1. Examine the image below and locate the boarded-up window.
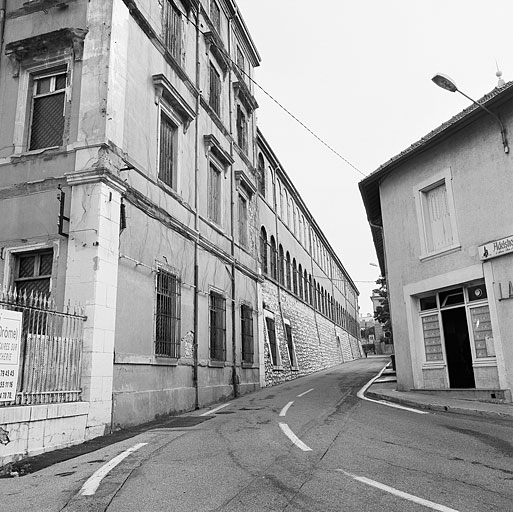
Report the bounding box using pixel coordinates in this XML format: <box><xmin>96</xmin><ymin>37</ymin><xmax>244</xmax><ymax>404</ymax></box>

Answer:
<box><xmin>156</xmin><ymin>270</ymin><xmax>181</xmax><ymax>358</ymax></box>
<box><xmin>30</xmin><ymin>69</ymin><xmax>67</xmax><ymax>150</ymax></box>
<box><xmin>159</xmin><ymin>112</ymin><xmax>176</xmax><ymax>187</ymax></box>
<box><xmin>209</xmin><ymin>291</ymin><xmax>226</xmax><ymax>361</ymax></box>
<box><xmin>209</xmin><ymin>63</ymin><xmax>221</xmax><ymax>116</ymax></box>
<box><xmin>208</xmin><ymin>163</ymin><xmax>221</xmax><ymax>224</ymax></box>
<box><xmin>422</xmin><ymin>181</ymin><xmax>453</xmax><ymax>253</ymax></box>
<box><xmin>241</xmin><ymin>304</ymin><xmax>253</xmax><ymax>363</ymax></box>
<box><xmin>163</xmin><ymin>0</ymin><xmax>182</xmax><ymax>61</ymax></box>
<box><xmin>422</xmin><ymin>314</ymin><xmax>443</xmax><ymax>361</ymax></box>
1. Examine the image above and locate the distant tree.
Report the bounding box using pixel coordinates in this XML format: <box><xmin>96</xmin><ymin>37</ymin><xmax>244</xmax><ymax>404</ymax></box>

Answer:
<box><xmin>373</xmin><ymin>276</ymin><xmax>393</xmax><ymax>343</ymax></box>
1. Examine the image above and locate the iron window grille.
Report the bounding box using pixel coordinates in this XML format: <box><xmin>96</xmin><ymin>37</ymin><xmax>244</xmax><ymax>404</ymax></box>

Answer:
<box><xmin>209</xmin><ymin>291</ymin><xmax>226</xmax><ymax>361</ymax></box>
<box><xmin>210</xmin><ymin>0</ymin><xmax>221</xmax><ymax>33</ymax></box>
<box><xmin>208</xmin><ymin>162</ymin><xmax>221</xmax><ymax>224</ymax></box>
<box><xmin>29</xmin><ymin>69</ymin><xmax>67</xmax><ymax>150</ymax></box>
<box><xmin>236</xmin><ymin>105</ymin><xmax>247</xmax><ymax>153</ymax></box>
<box><xmin>238</xmin><ymin>193</ymin><xmax>248</xmax><ymax>248</ymax></box>
<box><xmin>155</xmin><ymin>269</ymin><xmax>181</xmax><ymax>358</ymax></box>
<box><xmin>14</xmin><ymin>250</ymin><xmax>53</xmax><ymax>297</ymax></box>
<box><xmin>241</xmin><ymin>304</ymin><xmax>253</xmax><ymax>363</ymax></box>
<box><xmin>209</xmin><ymin>63</ymin><xmax>221</xmax><ymax>116</ymax></box>
<box><xmin>163</xmin><ymin>0</ymin><xmax>182</xmax><ymax>62</ymax></box>
<box><xmin>159</xmin><ymin>112</ymin><xmax>176</xmax><ymax>188</ymax></box>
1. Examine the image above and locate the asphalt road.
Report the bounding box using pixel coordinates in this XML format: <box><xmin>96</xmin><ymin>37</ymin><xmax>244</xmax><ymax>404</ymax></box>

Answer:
<box><xmin>3</xmin><ymin>356</ymin><xmax>513</xmax><ymax>511</ymax></box>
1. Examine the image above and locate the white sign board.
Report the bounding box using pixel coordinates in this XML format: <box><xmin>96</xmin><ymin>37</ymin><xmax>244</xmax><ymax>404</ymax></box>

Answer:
<box><xmin>479</xmin><ymin>235</ymin><xmax>513</xmax><ymax>260</ymax></box>
<box><xmin>0</xmin><ymin>310</ymin><xmax>22</xmax><ymax>402</ymax></box>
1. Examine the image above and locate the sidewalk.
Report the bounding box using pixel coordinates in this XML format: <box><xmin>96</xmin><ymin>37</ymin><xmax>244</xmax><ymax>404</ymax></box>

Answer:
<box><xmin>366</xmin><ymin>364</ymin><xmax>513</xmax><ymax>420</ymax></box>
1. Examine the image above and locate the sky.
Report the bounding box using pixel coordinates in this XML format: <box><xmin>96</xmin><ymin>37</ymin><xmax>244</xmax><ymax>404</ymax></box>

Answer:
<box><xmin>236</xmin><ymin>0</ymin><xmax>513</xmax><ymax>316</ymax></box>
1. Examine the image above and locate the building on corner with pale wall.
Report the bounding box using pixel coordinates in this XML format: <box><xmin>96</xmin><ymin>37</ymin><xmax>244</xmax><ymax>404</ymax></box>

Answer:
<box><xmin>360</xmin><ymin>80</ymin><xmax>513</xmax><ymax>402</ymax></box>
<box><xmin>0</xmin><ymin>0</ymin><xmax>360</xmax><ymax>467</ymax></box>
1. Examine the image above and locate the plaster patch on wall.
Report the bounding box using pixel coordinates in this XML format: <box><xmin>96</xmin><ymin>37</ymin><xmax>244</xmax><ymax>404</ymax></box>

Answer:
<box><xmin>181</xmin><ymin>330</ymin><xmax>194</xmax><ymax>359</ymax></box>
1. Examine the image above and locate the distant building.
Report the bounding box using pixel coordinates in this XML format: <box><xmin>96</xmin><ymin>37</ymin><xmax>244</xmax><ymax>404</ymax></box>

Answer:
<box><xmin>360</xmin><ymin>81</ymin><xmax>513</xmax><ymax>402</ymax></box>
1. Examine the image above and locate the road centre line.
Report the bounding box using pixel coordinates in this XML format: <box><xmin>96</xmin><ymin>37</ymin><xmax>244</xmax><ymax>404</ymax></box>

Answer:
<box><xmin>200</xmin><ymin>402</ymin><xmax>231</xmax><ymax>416</ymax></box>
<box><xmin>279</xmin><ymin>401</ymin><xmax>294</xmax><ymax>417</ymax></box>
<box><xmin>279</xmin><ymin>422</ymin><xmax>312</xmax><ymax>451</ymax></box>
<box><xmin>297</xmin><ymin>388</ymin><xmax>314</xmax><ymax>397</ymax></box>
<box><xmin>337</xmin><ymin>470</ymin><xmax>460</xmax><ymax>512</ymax></box>
<box><xmin>79</xmin><ymin>443</ymin><xmax>148</xmax><ymax>496</ymax></box>
<box><xmin>357</xmin><ymin>366</ymin><xmax>428</xmax><ymax>415</ymax></box>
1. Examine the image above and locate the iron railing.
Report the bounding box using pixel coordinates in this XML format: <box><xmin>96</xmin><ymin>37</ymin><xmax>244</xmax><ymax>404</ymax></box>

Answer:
<box><xmin>0</xmin><ymin>288</ymin><xmax>86</xmax><ymax>407</ymax></box>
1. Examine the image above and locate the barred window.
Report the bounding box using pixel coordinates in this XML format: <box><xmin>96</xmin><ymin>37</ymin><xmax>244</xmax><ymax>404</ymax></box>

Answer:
<box><xmin>210</xmin><ymin>0</ymin><xmax>221</xmax><ymax>33</ymax></box>
<box><xmin>29</xmin><ymin>69</ymin><xmax>67</xmax><ymax>150</ymax></box>
<box><xmin>159</xmin><ymin>112</ymin><xmax>176</xmax><ymax>188</ymax></box>
<box><xmin>156</xmin><ymin>269</ymin><xmax>181</xmax><ymax>358</ymax></box>
<box><xmin>236</xmin><ymin>105</ymin><xmax>247</xmax><ymax>153</ymax></box>
<box><xmin>209</xmin><ymin>63</ymin><xmax>221</xmax><ymax>116</ymax></box>
<box><xmin>209</xmin><ymin>291</ymin><xmax>226</xmax><ymax>361</ymax></box>
<box><xmin>163</xmin><ymin>0</ymin><xmax>182</xmax><ymax>61</ymax></box>
<box><xmin>260</xmin><ymin>227</ymin><xmax>268</xmax><ymax>274</ymax></box>
<box><xmin>238</xmin><ymin>193</ymin><xmax>248</xmax><ymax>248</ymax></box>
<box><xmin>14</xmin><ymin>250</ymin><xmax>53</xmax><ymax>297</ymax></box>
<box><xmin>208</xmin><ymin>162</ymin><xmax>222</xmax><ymax>224</ymax></box>
<box><xmin>241</xmin><ymin>304</ymin><xmax>253</xmax><ymax>363</ymax></box>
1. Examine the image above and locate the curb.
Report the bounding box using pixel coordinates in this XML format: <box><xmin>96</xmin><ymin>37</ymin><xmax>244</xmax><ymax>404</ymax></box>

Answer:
<box><xmin>366</xmin><ymin>389</ymin><xmax>513</xmax><ymax>420</ymax></box>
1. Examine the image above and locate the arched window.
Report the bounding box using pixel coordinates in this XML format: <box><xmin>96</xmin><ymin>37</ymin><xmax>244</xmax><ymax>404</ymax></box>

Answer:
<box><xmin>260</xmin><ymin>226</ymin><xmax>268</xmax><ymax>275</ymax></box>
<box><xmin>270</xmin><ymin>236</ymin><xmax>277</xmax><ymax>280</ymax></box>
<box><xmin>298</xmin><ymin>263</ymin><xmax>303</xmax><ymax>299</ymax></box>
<box><xmin>298</xmin><ymin>215</ymin><xmax>302</xmax><ymax>244</ymax></box>
<box><xmin>292</xmin><ymin>258</ymin><xmax>298</xmax><ymax>295</ymax></box>
<box><xmin>279</xmin><ymin>244</ymin><xmax>285</xmax><ymax>285</ymax></box>
<box><xmin>286</xmin><ymin>251</ymin><xmax>291</xmax><ymax>290</ymax></box>
<box><xmin>292</xmin><ymin>204</ymin><xmax>297</xmax><ymax>235</ymax></box>
<box><xmin>258</xmin><ymin>153</ymin><xmax>265</xmax><ymax>197</ymax></box>
<box><xmin>279</xmin><ymin>181</ymin><xmax>285</xmax><ymax>219</ymax></box>
<box><xmin>285</xmin><ymin>189</ymin><xmax>290</xmax><ymax>226</ymax></box>
<box><xmin>309</xmin><ymin>275</ymin><xmax>313</xmax><ymax>306</ymax></box>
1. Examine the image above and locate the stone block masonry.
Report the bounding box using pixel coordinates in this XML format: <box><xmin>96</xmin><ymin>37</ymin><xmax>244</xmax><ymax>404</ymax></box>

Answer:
<box><xmin>262</xmin><ymin>281</ymin><xmax>361</xmax><ymax>387</ymax></box>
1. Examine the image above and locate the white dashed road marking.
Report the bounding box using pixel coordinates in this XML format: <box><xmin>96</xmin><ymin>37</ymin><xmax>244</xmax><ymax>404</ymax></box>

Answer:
<box><xmin>279</xmin><ymin>401</ymin><xmax>294</xmax><ymax>417</ymax></box>
<box><xmin>79</xmin><ymin>443</ymin><xmax>148</xmax><ymax>496</ymax></box>
<box><xmin>297</xmin><ymin>388</ymin><xmax>314</xmax><ymax>397</ymax></box>
<box><xmin>279</xmin><ymin>422</ymin><xmax>312</xmax><ymax>451</ymax></box>
<box><xmin>200</xmin><ymin>402</ymin><xmax>231</xmax><ymax>416</ymax></box>
<box><xmin>338</xmin><ymin>470</ymin><xmax>460</xmax><ymax>512</ymax></box>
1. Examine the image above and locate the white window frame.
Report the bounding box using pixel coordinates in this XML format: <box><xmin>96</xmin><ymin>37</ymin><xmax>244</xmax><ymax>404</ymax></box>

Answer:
<box><xmin>414</xmin><ymin>168</ymin><xmax>460</xmax><ymax>260</ymax></box>
<box><xmin>2</xmin><ymin>241</ymin><xmax>59</xmax><ymax>293</ymax></box>
<box><xmin>13</xmin><ymin>59</ymin><xmax>72</xmax><ymax>155</ymax></box>
<box><xmin>157</xmin><ymin>103</ymin><xmax>181</xmax><ymax>191</ymax></box>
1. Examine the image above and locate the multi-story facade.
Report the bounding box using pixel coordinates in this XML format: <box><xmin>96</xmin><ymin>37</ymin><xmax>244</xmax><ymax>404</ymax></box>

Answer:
<box><xmin>0</xmin><ymin>0</ymin><xmax>360</xmax><ymax>466</ymax></box>
<box><xmin>257</xmin><ymin>131</ymin><xmax>361</xmax><ymax>385</ymax></box>
<box><xmin>360</xmin><ymin>80</ymin><xmax>513</xmax><ymax>402</ymax></box>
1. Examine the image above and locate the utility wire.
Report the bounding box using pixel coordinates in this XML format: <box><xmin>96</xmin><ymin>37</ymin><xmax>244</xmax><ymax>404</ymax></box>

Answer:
<box><xmin>183</xmin><ymin>12</ymin><xmax>366</xmax><ymax>178</ymax></box>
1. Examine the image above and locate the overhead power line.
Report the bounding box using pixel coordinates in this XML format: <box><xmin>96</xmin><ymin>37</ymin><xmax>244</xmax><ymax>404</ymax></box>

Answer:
<box><xmin>182</xmin><ymin>12</ymin><xmax>366</xmax><ymax>178</ymax></box>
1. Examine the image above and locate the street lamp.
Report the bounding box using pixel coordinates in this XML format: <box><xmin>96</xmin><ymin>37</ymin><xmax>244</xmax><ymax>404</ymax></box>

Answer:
<box><xmin>431</xmin><ymin>73</ymin><xmax>509</xmax><ymax>154</ymax></box>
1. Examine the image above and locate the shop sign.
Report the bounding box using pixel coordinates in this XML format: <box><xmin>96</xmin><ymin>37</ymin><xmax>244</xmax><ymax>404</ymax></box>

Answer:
<box><xmin>0</xmin><ymin>310</ymin><xmax>22</xmax><ymax>402</ymax></box>
<box><xmin>479</xmin><ymin>235</ymin><xmax>513</xmax><ymax>260</ymax></box>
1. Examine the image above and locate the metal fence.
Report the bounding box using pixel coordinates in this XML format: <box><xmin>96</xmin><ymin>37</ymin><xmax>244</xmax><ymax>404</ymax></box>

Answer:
<box><xmin>0</xmin><ymin>288</ymin><xmax>86</xmax><ymax>407</ymax></box>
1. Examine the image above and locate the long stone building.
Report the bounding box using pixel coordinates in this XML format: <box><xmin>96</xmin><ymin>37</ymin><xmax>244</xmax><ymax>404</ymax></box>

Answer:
<box><xmin>0</xmin><ymin>0</ymin><xmax>361</xmax><ymax>467</ymax></box>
